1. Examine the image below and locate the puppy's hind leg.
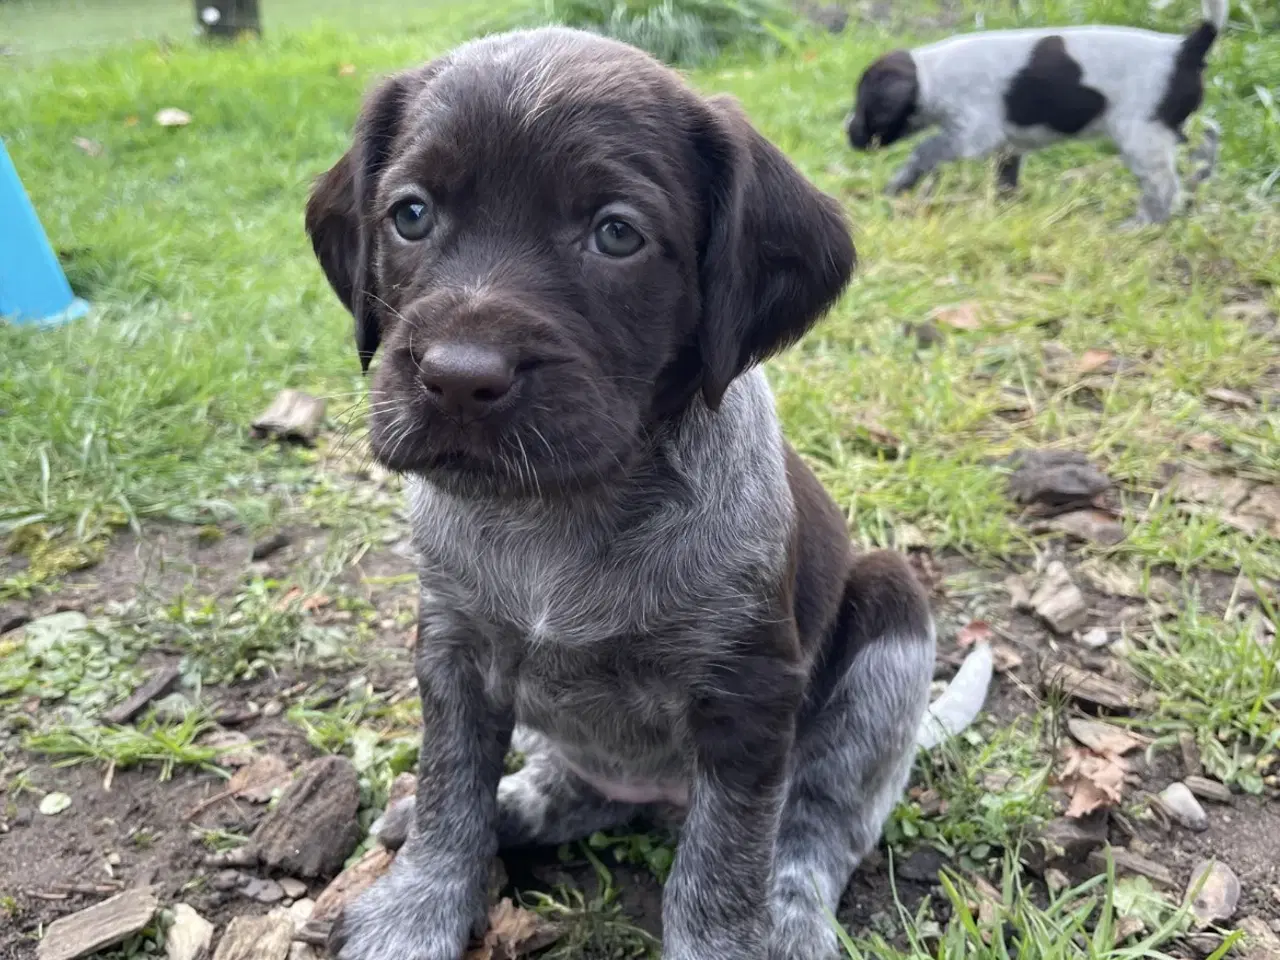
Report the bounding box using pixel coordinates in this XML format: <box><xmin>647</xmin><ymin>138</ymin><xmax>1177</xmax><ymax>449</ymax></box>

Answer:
<box><xmin>996</xmin><ymin>152</ymin><xmax>1023</xmax><ymax>193</ymax></box>
<box><xmin>1118</xmin><ymin>124</ymin><xmax>1182</xmax><ymax>226</ymax></box>
<box><xmin>767</xmin><ymin>552</ymin><xmax>936</xmax><ymax>960</ymax></box>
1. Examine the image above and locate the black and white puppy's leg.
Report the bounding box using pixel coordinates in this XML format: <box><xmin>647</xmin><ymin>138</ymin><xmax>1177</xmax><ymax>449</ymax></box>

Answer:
<box><xmin>886</xmin><ymin>133</ymin><xmax>960</xmax><ymax>195</ymax></box>
<box><xmin>1117</xmin><ymin>124</ymin><xmax>1182</xmax><ymax>226</ymax></box>
<box><xmin>496</xmin><ymin>728</ymin><xmax>643</xmax><ymax>847</ymax></box>
<box><xmin>330</xmin><ymin>606</ymin><xmax>513</xmax><ymax>960</ymax></box>
<box><xmin>768</xmin><ymin>552</ymin><xmax>935</xmax><ymax>960</ymax></box>
<box><xmin>664</xmin><ymin>616</ymin><xmax>804</xmax><ymax>960</ymax></box>
<box><xmin>996</xmin><ymin>152</ymin><xmax>1023</xmax><ymax>193</ymax></box>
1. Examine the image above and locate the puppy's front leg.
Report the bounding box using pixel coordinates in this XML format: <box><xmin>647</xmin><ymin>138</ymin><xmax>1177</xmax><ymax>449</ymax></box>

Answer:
<box><xmin>886</xmin><ymin>133</ymin><xmax>961</xmax><ymax>195</ymax></box>
<box><xmin>331</xmin><ymin>607</ymin><xmax>512</xmax><ymax>960</ymax></box>
<box><xmin>663</xmin><ymin>627</ymin><xmax>803</xmax><ymax>960</ymax></box>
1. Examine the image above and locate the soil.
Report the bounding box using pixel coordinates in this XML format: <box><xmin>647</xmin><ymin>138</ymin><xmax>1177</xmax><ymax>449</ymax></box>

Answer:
<box><xmin>2</xmin><ymin>519</ymin><xmax>1277</xmax><ymax>959</ymax></box>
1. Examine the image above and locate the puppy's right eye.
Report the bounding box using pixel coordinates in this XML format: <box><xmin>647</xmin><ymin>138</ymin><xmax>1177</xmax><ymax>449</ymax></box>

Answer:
<box><xmin>391</xmin><ymin>198</ymin><xmax>434</xmax><ymax>242</ymax></box>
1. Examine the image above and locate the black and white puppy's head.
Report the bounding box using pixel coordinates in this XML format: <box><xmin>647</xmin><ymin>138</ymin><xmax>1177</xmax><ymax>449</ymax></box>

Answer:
<box><xmin>306</xmin><ymin>27</ymin><xmax>854</xmax><ymax>499</ymax></box>
<box><xmin>846</xmin><ymin>49</ymin><xmax>920</xmax><ymax>150</ymax></box>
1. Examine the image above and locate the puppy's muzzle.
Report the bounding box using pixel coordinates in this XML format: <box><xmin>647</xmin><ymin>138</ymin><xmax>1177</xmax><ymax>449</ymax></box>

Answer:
<box><xmin>846</xmin><ymin>113</ymin><xmax>874</xmax><ymax>151</ymax></box>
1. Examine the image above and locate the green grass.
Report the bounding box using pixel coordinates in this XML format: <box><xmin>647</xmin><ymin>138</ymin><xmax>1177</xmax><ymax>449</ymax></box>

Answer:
<box><xmin>2</xmin><ymin>0</ymin><xmax>1279</xmax><ymax>953</ymax></box>
<box><xmin>24</xmin><ymin>711</ymin><xmax>234</xmax><ymax>781</ymax></box>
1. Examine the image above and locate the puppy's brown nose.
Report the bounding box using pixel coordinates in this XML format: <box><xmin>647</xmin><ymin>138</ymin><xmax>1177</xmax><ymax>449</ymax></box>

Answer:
<box><xmin>419</xmin><ymin>343</ymin><xmax>516</xmax><ymax>417</ymax></box>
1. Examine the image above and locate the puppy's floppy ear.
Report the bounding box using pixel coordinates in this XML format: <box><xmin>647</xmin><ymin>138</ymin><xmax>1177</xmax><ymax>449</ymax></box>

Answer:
<box><xmin>859</xmin><ymin>51</ymin><xmax>918</xmax><ymax>146</ymax></box>
<box><xmin>304</xmin><ymin>68</ymin><xmax>431</xmax><ymax>371</ymax></box>
<box><xmin>694</xmin><ymin>95</ymin><xmax>855</xmax><ymax>410</ymax></box>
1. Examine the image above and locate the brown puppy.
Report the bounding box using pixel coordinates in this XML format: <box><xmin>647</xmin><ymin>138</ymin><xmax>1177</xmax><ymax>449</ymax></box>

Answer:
<box><xmin>305</xmin><ymin>27</ymin><xmax>989</xmax><ymax>960</ymax></box>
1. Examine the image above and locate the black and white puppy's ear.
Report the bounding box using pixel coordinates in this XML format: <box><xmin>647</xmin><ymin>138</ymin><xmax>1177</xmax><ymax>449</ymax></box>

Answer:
<box><xmin>304</xmin><ymin>68</ymin><xmax>432</xmax><ymax>371</ymax></box>
<box><xmin>694</xmin><ymin>94</ymin><xmax>855</xmax><ymax>410</ymax></box>
<box><xmin>852</xmin><ymin>50</ymin><xmax>919</xmax><ymax>149</ymax></box>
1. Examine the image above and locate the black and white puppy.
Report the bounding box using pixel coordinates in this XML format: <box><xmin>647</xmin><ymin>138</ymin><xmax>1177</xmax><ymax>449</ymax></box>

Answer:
<box><xmin>846</xmin><ymin>0</ymin><xmax>1227</xmax><ymax>223</ymax></box>
<box><xmin>306</xmin><ymin>27</ymin><xmax>992</xmax><ymax>960</ymax></box>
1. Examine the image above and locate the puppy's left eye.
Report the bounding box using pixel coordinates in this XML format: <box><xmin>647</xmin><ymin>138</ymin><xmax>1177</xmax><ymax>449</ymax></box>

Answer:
<box><xmin>391</xmin><ymin>198</ymin><xmax>434</xmax><ymax>242</ymax></box>
<box><xmin>591</xmin><ymin>217</ymin><xmax>645</xmax><ymax>258</ymax></box>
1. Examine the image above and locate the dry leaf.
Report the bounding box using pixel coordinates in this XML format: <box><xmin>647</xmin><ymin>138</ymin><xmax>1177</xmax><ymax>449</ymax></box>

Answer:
<box><xmin>338</xmin><ymin>63</ymin><xmax>357</xmax><ymax>76</ymax></box>
<box><xmin>930</xmin><ymin>303</ymin><xmax>981</xmax><ymax>331</ymax></box>
<box><xmin>1067</xmin><ymin>717</ymin><xmax>1147</xmax><ymax>757</ymax></box>
<box><xmin>124</xmin><ymin>115</ymin><xmax>139</xmax><ymax>127</ymax></box>
<box><xmin>201</xmin><ymin>729</ymin><xmax>256</xmax><ymax>768</ymax></box>
<box><xmin>851</xmin><ymin>417</ymin><xmax>900</xmax><ymax>453</ymax></box>
<box><xmin>228</xmin><ymin>753</ymin><xmax>291</xmax><ymax>803</ymax></box>
<box><xmin>301</xmin><ymin>593</ymin><xmax>333</xmax><ymax>612</ymax></box>
<box><xmin>72</xmin><ymin>136</ymin><xmax>103</xmax><ymax>156</ymax></box>
<box><xmin>956</xmin><ymin>620</ymin><xmax>994</xmax><ymax>648</ymax></box>
<box><xmin>154</xmin><ymin>107</ymin><xmax>192</xmax><ymax>127</ymax></box>
<box><xmin>1169</xmin><ymin>467</ymin><xmax>1251</xmax><ymax>510</ymax></box>
<box><xmin>1205</xmin><ymin>387</ymin><xmax>1255</xmax><ymax>409</ymax></box>
<box><xmin>1061</xmin><ymin>744</ymin><xmax>1129</xmax><ymax>818</ymax></box>
<box><xmin>1078</xmin><ymin>349</ymin><xmax>1115</xmax><ymax>375</ymax></box>
<box><xmin>991</xmin><ymin>642</ymin><xmax>1023</xmax><ymax>673</ymax></box>
<box><xmin>1184</xmin><ymin>432</ymin><xmax>1224</xmax><ymax>453</ymax></box>
<box><xmin>465</xmin><ymin>898</ymin><xmax>559</xmax><ymax>960</ymax></box>
<box><xmin>1028</xmin><ymin>273</ymin><xmax>1062</xmax><ymax>286</ymax></box>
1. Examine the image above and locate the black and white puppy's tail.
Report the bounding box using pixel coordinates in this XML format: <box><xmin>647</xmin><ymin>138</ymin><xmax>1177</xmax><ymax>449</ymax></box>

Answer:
<box><xmin>916</xmin><ymin>642</ymin><xmax>995</xmax><ymax>750</ymax></box>
<box><xmin>1184</xmin><ymin>0</ymin><xmax>1228</xmax><ymax>65</ymax></box>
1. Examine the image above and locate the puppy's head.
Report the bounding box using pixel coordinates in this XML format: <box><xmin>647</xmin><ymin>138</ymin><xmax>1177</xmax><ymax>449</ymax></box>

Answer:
<box><xmin>306</xmin><ymin>27</ymin><xmax>854</xmax><ymax>496</ymax></box>
<box><xmin>846</xmin><ymin>49</ymin><xmax>919</xmax><ymax>150</ymax></box>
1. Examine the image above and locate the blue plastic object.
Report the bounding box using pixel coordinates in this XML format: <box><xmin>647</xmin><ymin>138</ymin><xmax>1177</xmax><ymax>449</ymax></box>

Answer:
<box><xmin>1</xmin><ymin>138</ymin><xmax>89</xmax><ymax>327</ymax></box>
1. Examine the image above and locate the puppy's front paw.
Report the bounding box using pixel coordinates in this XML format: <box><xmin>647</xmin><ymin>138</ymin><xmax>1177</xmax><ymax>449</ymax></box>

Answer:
<box><xmin>767</xmin><ymin>894</ymin><xmax>841</xmax><ymax>960</ymax></box>
<box><xmin>328</xmin><ymin>860</ymin><xmax>482</xmax><ymax>960</ymax></box>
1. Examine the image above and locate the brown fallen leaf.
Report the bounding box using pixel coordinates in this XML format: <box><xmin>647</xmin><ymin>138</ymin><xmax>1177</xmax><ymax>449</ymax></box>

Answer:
<box><xmin>1078</xmin><ymin>349</ymin><xmax>1116</xmax><ymax>375</ymax></box>
<box><xmin>228</xmin><ymin>753</ymin><xmax>291</xmax><ymax>803</ymax></box>
<box><xmin>1060</xmin><ymin>744</ymin><xmax>1129</xmax><ymax>818</ymax></box>
<box><xmin>1066</xmin><ymin>717</ymin><xmax>1148</xmax><ymax>757</ymax></box>
<box><xmin>956</xmin><ymin>620</ymin><xmax>994</xmax><ymax>648</ymax></box>
<box><xmin>201</xmin><ymin>729</ymin><xmax>256</xmax><ymax>768</ymax></box>
<box><xmin>1205</xmin><ymin>386</ymin><xmax>1255</xmax><ymax>410</ymax></box>
<box><xmin>930</xmin><ymin>303</ymin><xmax>981</xmax><ymax>331</ymax></box>
<box><xmin>310</xmin><ymin>846</ymin><xmax>396</xmax><ymax>925</ymax></box>
<box><xmin>154</xmin><ymin>107</ymin><xmax>192</xmax><ymax>127</ymax></box>
<box><xmin>124</xmin><ymin>115</ymin><xmax>139</xmax><ymax>127</ymax></box>
<box><xmin>991</xmin><ymin>643</ymin><xmax>1023</xmax><ymax>673</ymax></box>
<box><xmin>850</xmin><ymin>417</ymin><xmax>900</xmax><ymax>455</ymax></box>
<box><xmin>1184</xmin><ymin>432</ymin><xmax>1224</xmax><ymax>454</ymax></box>
<box><xmin>465</xmin><ymin>898</ymin><xmax>560</xmax><ymax>960</ymax></box>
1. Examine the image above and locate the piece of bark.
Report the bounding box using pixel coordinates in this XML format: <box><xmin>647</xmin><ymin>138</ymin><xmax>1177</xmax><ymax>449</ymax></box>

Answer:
<box><xmin>1184</xmin><ymin>775</ymin><xmax>1233</xmax><ymax>804</ymax></box>
<box><xmin>1089</xmin><ymin>847</ymin><xmax>1174</xmax><ymax>886</ymax></box>
<box><xmin>250</xmin><ymin>390</ymin><xmax>326</xmax><ymax>444</ymax></box>
<box><xmin>1031</xmin><ymin>562</ymin><xmax>1089</xmax><ymax>634</ymax></box>
<box><xmin>309</xmin><ymin>846</ymin><xmax>396</xmax><ymax>926</ymax></box>
<box><xmin>211</xmin><ymin>915</ymin><xmax>294</xmax><ymax>960</ymax></box>
<box><xmin>1007</xmin><ymin>450</ymin><xmax>1111</xmax><ymax>509</ymax></box>
<box><xmin>1042</xmin><ymin>509</ymin><xmax>1126</xmax><ymax>546</ymax></box>
<box><xmin>102</xmin><ymin>662</ymin><xmax>181</xmax><ymax>725</ymax></box>
<box><xmin>1042</xmin><ymin>662</ymin><xmax>1152</xmax><ymax>712</ymax></box>
<box><xmin>252</xmin><ymin>756</ymin><xmax>360</xmax><ymax>878</ymax></box>
<box><xmin>36</xmin><ymin>886</ymin><xmax>159</xmax><ymax>960</ymax></box>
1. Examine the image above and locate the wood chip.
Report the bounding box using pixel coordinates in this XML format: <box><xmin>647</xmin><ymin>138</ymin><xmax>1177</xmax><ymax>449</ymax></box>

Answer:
<box><xmin>1042</xmin><ymin>662</ymin><xmax>1151</xmax><ymax>712</ymax></box>
<box><xmin>1066</xmin><ymin>717</ymin><xmax>1148</xmax><ymax>756</ymax></box>
<box><xmin>1170</xmin><ymin>467</ymin><xmax>1251</xmax><ymax>511</ymax></box>
<box><xmin>102</xmin><ymin>662</ymin><xmax>181</xmax><ymax>725</ymax></box>
<box><xmin>165</xmin><ymin>904</ymin><xmax>214</xmax><ymax>960</ymax></box>
<box><xmin>1179</xmin><ymin>731</ymin><xmax>1204</xmax><ymax>777</ymax></box>
<box><xmin>1043</xmin><ymin>509</ymin><xmax>1125</xmax><ymax>546</ymax></box>
<box><xmin>1090</xmin><ymin>847</ymin><xmax>1174</xmax><ymax>886</ymax></box>
<box><xmin>1183</xmin><ymin>775</ymin><xmax>1233</xmax><ymax>805</ymax></box>
<box><xmin>466</xmin><ymin>898</ymin><xmax>561</xmax><ymax>960</ymax></box>
<box><xmin>253</xmin><ymin>756</ymin><xmax>361</xmax><ymax>878</ymax></box>
<box><xmin>37</xmin><ymin>886</ymin><xmax>159</xmax><ymax>960</ymax></box>
<box><xmin>1031</xmin><ymin>561</ymin><xmax>1089</xmax><ymax>634</ymax></box>
<box><xmin>211</xmin><ymin>915</ymin><xmax>294</xmax><ymax>960</ymax></box>
<box><xmin>228</xmin><ymin>753</ymin><xmax>292</xmax><ymax>803</ymax></box>
<box><xmin>310</xmin><ymin>846</ymin><xmax>396</xmax><ymax>925</ymax></box>
<box><xmin>250</xmin><ymin>389</ymin><xmax>327</xmax><ymax>444</ymax></box>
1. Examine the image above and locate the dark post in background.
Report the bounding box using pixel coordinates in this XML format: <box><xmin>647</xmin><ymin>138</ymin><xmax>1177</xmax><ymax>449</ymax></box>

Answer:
<box><xmin>194</xmin><ymin>0</ymin><xmax>262</xmax><ymax>39</ymax></box>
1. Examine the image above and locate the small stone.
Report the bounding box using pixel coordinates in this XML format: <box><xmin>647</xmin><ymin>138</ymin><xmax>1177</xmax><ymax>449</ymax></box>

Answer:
<box><xmin>1079</xmin><ymin>626</ymin><xmax>1112</xmax><ymax>649</ymax></box>
<box><xmin>262</xmin><ymin>700</ymin><xmax>284</xmax><ymax>718</ymax></box>
<box><xmin>38</xmin><ymin>792</ymin><xmax>72</xmax><ymax>816</ymax></box>
<box><xmin>289</xmin><ymin>898</ymin><xmax>315</xmax><ymax>926</ymax></box>
<box><xmin>212</xmin><ymin>869</ymin><xmax>245</xmax><ymax>891</ymax></box>
<box><xmin>1159</xmin><ymin>782</ymin><xmax>1209</xmax><ymax>832</ymax></box>
<box><xmin>1185</xmin><ymin>860</ymin><xmax>1240</xmax><ymax>926</ymax></box>
<box><xmin>279</xmin><ymin>877</ymin><xmax>308</xmax><ymax>900</ymax></box>
<box><xmin>1031</xmin><ymin>815</ymin><xmax>1109</xmax><ymax>868</ymax></box>
<box><xmin>1031</xmin><ymin>561</ymin><xmax>1089</xmax><ymax>634</ymax></box>
<box><xmin>1238</xmin><ymin>917</ymin><xmax>1280</xmax><ymax>960</ymax></box>
<box><xmin>165</xmin><ymin>904</ymin><xmax>214</xmax><ymax>960</ymax></box>
<box><xmin>210</xmin><ymin>915</ymin><xmax>293</xmax><ymax>960</ymax></box>
<box><xmin>1046</xmin><ymin>509</ymin><xmax>1126</xmax><ymax>546</ymax></box>
<box><xmin>241</xmin><ymin>877</ymin><xmax>285</xmax><ymax>904</ymax></box>
<box><xmin>1183</xmin><ymin>776</ymin><xmax>1233</xmax><ymax>805</ymax></box>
